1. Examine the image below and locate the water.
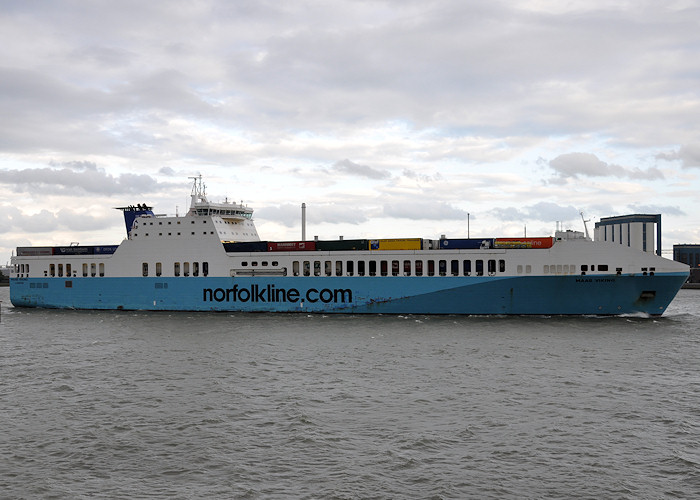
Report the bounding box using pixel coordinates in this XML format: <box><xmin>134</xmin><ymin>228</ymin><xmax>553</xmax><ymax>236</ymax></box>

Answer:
<box><xmin>1</xmin><ymin>286</ymin><xmax>699</xmax><ymax>499</ymax></box>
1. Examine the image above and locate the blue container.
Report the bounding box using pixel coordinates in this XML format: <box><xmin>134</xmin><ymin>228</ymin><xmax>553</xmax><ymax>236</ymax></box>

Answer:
<box><xmin>94</xmin><ymin>245</ymin><xmax>119</xmax><ymax>254</ymax></box>
<box><xmin>223</xmin><ymin>241</ymin><xmax>269</xmax><ymax>252</ymax></box>
<box><xmin>439</xmin><ymin>238</ymin><xmax>494</xmax><ymax>250</ymax></box>
<box><xmin>53</xmin><ymin>246</ymin><xmax>95</xmax><ymax>255</ymax></box>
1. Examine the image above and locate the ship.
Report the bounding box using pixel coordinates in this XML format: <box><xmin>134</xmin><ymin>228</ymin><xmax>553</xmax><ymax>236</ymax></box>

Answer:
<box><xmin>9</xmin><ymin>176</ymin><xmax>689</xmax><ymax>315</ymax></box>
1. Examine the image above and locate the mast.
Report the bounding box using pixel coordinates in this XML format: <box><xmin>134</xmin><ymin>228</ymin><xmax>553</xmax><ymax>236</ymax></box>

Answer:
<box><xmin>188</xmin><ymin>175</ymin><xmax>207</xmax><ymax>214</ymax></box>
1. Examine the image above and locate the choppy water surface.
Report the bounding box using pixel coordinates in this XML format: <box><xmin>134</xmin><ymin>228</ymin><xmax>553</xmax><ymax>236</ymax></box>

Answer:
<box><xmin>1</xmin><ymin>287</ymin><xmax>699</xmax><ymax>499</ymax></box>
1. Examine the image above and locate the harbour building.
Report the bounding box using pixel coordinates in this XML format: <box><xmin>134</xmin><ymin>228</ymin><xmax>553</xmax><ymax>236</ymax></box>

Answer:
<box><xmin>673</xmin><ymin>244</ymin><xmax>700</xmax><ymax>283</ymax></box>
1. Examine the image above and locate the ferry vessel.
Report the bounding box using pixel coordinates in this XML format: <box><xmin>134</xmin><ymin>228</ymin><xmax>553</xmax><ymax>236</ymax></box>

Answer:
<box><xmin>9</xmin><ymin>176</ymin><xmax>689</xmax><ymax>315</ymax></box>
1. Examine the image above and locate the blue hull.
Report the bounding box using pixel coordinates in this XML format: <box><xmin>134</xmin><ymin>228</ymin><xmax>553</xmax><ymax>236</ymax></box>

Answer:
<box><xmin>10</xmin><ymin>273</ymin><xmax>688</xmax><ymax>315</ymax></box>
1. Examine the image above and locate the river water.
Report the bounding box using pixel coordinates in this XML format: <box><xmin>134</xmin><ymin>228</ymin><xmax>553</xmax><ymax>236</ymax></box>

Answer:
<box><xmin>1</xmin><ymin>287</ymin><xmax>699</xmax><ymax>499</ymax></box>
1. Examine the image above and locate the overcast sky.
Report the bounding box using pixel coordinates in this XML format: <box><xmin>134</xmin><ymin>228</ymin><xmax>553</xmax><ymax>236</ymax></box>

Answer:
<box><xmin>2</xmin><ymin>0</ymin><xmax>699</xmax><ymax>263</ymax></box>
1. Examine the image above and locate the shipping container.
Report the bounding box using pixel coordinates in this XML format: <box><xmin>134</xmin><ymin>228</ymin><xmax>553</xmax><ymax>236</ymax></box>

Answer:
<box><xmin>267</xmin><ymin>241</ymin><xmax>317</xmax><ymax>252</ymax></box>
<box><xmin>438</xmin><ymin>238</ymin><xmax>494</xmax><ymax>250</ymax></box>
<box><xmin>94</xmin><ymin>245</ymin><xmax>119</xmax><ymax>254</ymax></box>
<box><xmin>315</xmin><ymin>239</ymin><xmax>369</xmax><ymax>251</ymax></box>
<box><xmin>223</xmin><ymin>241</ymin><xmax>269</xmax><ymax>252</ymax></box>
<box><xmin>369</xmin><ymin>238</ymin><xmax>423</xmax><ymax>251</ymax></box>
<box><xmin>494</xmin><ymin>237</ymin><xmax>554</xmax><ymax>249</ymax></box>
<box><xmin>53</xmin><ymin>246</ymin><xmax>95</xmax><ymax>255</ymax></box>
<box><xmin>17</xmin><ymin>246</ymin><xmax>53</xmax><ymax>256</ymax></box>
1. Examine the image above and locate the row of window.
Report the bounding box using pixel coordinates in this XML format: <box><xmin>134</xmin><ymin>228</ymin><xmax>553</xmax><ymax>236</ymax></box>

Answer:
<box><xmin>142</xmin><ymin>219</ymin><xmax>207</xmax><ymax>225</ymax></box>
<box><xmin>142</xmin><ymin>261</ymin><xmax>210</xmax><ymax>277</ymax></box>
<box><xmin>134</xmin><ymin>231</ymin><xmax>216</xmax><ymax>237</ymax></box>
<box><xmin>288</xmin><ymin>259</ymin><xmax>509</xmax><ymax>277</ymax></box>
<box><xmin>15</xmin><ymin>259</ymin><xmax>617</xmax><ymax>279</ymax></box>
<box><xmin>242</xmin><ymin>260</ymin><xmax>613</xmax><ymax>277</ymax></box>
<box><xmin>45</xmin><ymin>262</ymin><xmax>105</xmax><ymax>277</ymax></box>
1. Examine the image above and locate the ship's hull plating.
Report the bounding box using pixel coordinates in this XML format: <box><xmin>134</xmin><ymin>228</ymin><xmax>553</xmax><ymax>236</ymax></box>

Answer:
<box><xmin>9</xmin><ymin>273</ymin><xmax>688</xmax><ymax>315</ymax></box>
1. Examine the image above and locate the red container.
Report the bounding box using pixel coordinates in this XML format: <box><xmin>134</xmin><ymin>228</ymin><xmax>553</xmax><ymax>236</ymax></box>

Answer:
<box><xmin>494</xmin><ymin>237</ymin><xmax>554</xmax><ymax>249</ymax></box>
<box><xmin>267</xmin><ymin>241</ymin><xmax>317</xmax><ymax>252</ymax></box>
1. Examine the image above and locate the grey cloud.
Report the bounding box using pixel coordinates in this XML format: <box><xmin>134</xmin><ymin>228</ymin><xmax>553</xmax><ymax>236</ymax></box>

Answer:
<box><xmin>49</xmin><ymin>160</ymin><xmax>99</xmax><ymax>171</ymax></box>
<box><xmin>658</xmin><ymin>144</ymin><xmax>700</xmax><ymax>168</ymax></box>
<box><xmin>402</xmin><ymin>169</ymin><xmax>444</xmax><ymax>183</ymax></box>
<box><xmin>627</xmin><ymin>204</ymin><xmax>685</xmax><ymax>216</ymax></box>
<box><xmin>493</xmin><ymin>202</ymin><xmax>580</xmax><ymax>223</ymax></box>
<box><xmin>549</xmin><ymin>153</ymin><xmax>664</xmax><ymax>182</ymax></box>
<box><xmin>68</xmin><ymin>45</ymin><xmax>135</xmax><ymax>68</ymax></box>
<box><xmin>4</xmin><ymin>207</ymin><xmax>118</xmax><ymax>234</ymax></box>
<box><xmin>0</xmin><ymin>167</ymin><xmax>170</xmax><ymax>195</ymax></box>
<box><xmin>256</xmin><ymin>203</ymin><xmax>369</xmax><ymax>227</ymax></box>
<box><xmin>1</xmin><ymin>2</ymin><xmax>698</xmax><ymax>162</ymax></box>
<box><xmin>332</xmin><ymin>159</ymin><xmax>390</xmax><ymax>180</ymax></box>
<box><xmin>382</xmin><ymin>201</ymin><xmax>467</xmax><ymax>221</ymax></box>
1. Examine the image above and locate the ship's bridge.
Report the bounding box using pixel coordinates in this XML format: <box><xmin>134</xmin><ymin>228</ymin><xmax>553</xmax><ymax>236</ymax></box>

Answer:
<box><xmin>187</xmin><ymin>175</ymin><xmax>260</xmax><ymax>242</ymax></box>
<box><xmin>187</xmin><ymin>175</ymin><xmax>254</xmax><ymax>220</ymax></box>
<box><xmin>192</xmin><ymin>202</ymin><xmax>253</xmax><ymax>220</ymax></box>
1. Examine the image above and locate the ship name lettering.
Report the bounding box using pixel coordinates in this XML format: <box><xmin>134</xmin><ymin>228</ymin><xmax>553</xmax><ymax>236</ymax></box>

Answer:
<box><xmin>202</xmin><ymin>285</ymin><xmax>353</xmax><ymax>304</ymax></box>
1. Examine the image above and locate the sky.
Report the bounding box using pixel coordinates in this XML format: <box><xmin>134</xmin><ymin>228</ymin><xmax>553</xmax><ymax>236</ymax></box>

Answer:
<box><xmin>1</xmin><ymin>0</ymin><xmax>699</xmax><ymax>264</ymax></box>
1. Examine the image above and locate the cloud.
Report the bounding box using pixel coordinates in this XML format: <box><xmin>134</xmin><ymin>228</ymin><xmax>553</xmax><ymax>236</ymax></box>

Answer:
<box><xmin>331</xmin><ymin>159</ymin><xmax>390</xmax><ymax>179</ymax></box>
<box><xmin>627</xmin><ymin>204</ymin><xmax>685</xmax><ymax>216</ymax></box>
<box><xmin>382</xmin><ymin>201</ymin><xmax>468</xmax><ymax>221</ymax></box>
<box><xmin>0</xmin><ymin>167</ymin><xmax>172</xmax><ymax>195</ymax></box>
<box><xmin>256</xmin><ymin>202</ymin><xmax>369</xmax><ymax>228</ymax></box>
<box><xmin>492</xmin><ymin>202</ymin><xmax>581</xmax><ymax>222</ymax></box>
<box><xmin>1</xmin><ymin>205</ymin><xmax>118</xmax><ymax>235</ymax></box>
<box><xmin>548</xmin><ymin>152</ymin><xmax>664</xmax><ymax>184</ymax></box>
<box><xmin>49</xmin><ymin>160</ymin><xmax>99</xmax><ymax>171</ymax></box>
<box><xmin>401</xmin><ymin>169</ymin><xmax>444</xmax><ymax>183</ymax></box>
<box><xmin>656</xmin><ymin>144</ymin><xmax>700</xmax><ymax>168</ymax></box>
